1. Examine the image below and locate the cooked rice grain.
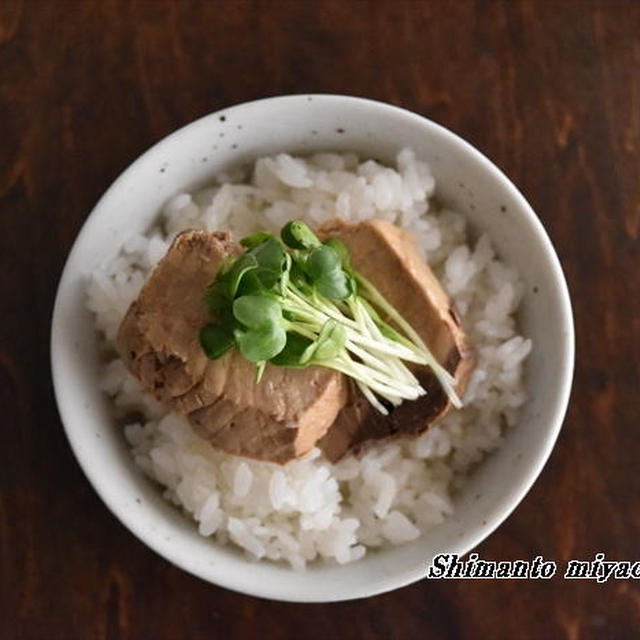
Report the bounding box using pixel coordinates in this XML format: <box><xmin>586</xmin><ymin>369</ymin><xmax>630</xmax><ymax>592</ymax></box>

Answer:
<box><xmin>87</xmin><ymin>149</ymin><xmax>531</xmax><ymax>568</ymax></box>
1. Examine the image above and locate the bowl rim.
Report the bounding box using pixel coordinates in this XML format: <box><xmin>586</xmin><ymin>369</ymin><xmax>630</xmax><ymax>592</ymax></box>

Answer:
<box><xmin>51</xmin><ymin>93</ymin><xmax>574</xmax><ymax>601</ymax></box>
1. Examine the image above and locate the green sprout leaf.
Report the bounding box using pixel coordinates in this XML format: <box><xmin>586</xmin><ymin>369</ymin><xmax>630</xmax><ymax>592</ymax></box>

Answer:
<box><xmin>233</xmin><ymin>294</ymin><xmax>282</xmax><ymax>328</ymax></box>
<box><xmin>226</xmin><ymin>253</ymin><xmax>259</xmax><ymax>298</ymax></box>
<box><xmin>199</xmin><ymin>322</ymin><xmax>235</xmax><ymax>360</ymax></box>
<box><xmin>281</xmin><ymin>220</ymin><xmax>321</xmax><ymax>249</ymax></box>
<box><xmin>313</xmin><ymin>319</ymin><xmax>347</xmax><ymax>361</ymax></box>
<box><xmin>299</xmin><ymin>319</ymin><xmax>347</xmax><ymax>364</ymax></box>
<box><xmin>200</xmin><ymin>218</ymin><xmax>461</xmax><ymax>414</ymax></box>
<box><xmin>252</xmin><ymin>237</ymin><xmax>285</xmax><ymax>270</ymax></box>
<box><xmin>315</xmin><ymin>269</ymin><xmax>352</xmax><ymax>301</ymax></box>
<box><xmin>240</xmin><ymin>232</ymin><xmax>273</xmax><ymax>249</ymax></box>
<box><xmin>235</xmin><ymin>323</ymin><xmax>287</xmax><ymax>362</ymax></box>
<box><xmin>270</xmin><ymin>333</ymin><xmax>313</xmax><ymax>368</ymax></box>
<box><xmin>279</xmin><ymin>252</ymin><xmax>292</xmax><ymax>296</ymax></box>
<box><xmin>303</xmin><ymin>245</ymin><xmax>352</xmax><ymax>300</ymax></box>
<box><xmin>250</xmin><ymin>237</ymin><xmax>286</xmax><ymax>288</ymax></box>
<box><xmin>235</xmin><ymin>271</ymin><xmax>266</xmax><ymax>297</ymax></box>
<box><xmin>305</xmin><ymin>245</ymin><xmax>341</xmax><ymax>279</ymax></box>
<box><xmin>288</xmin><ymin>260</ymin><xmax>310</xmax><ymax>290</ymax></box>
<box><xmin>204</xmin><ymin>280</ymin><xmax>230</xmax><ymax>312</ymax></box>
<box><xmin>323</xmin><ymin>237</ymin><xmax>351</xmax><ymax>268</ymax></box>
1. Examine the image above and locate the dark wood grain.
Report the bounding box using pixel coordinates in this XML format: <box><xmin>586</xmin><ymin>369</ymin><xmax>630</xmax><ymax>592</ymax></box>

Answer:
<box><xmin>1</xmin><ymin>0</ymin><xmax>639</xmax><ymax>638</ymax></box>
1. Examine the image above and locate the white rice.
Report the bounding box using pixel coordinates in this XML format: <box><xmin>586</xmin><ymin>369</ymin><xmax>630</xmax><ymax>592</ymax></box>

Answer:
<box><xmin>87</xmin><ymin>149</ymin><xmax>531</xmax><ymax>568</ymax></box>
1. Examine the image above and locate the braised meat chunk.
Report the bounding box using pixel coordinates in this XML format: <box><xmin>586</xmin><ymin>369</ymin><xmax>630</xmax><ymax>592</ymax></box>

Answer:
<box><xmin>317</xmin><ymin>219</ymin><xmax>475</xmax><ymax>461</ymax></box>
<box><xmin>116</xmin><ymin>219</ymin><xmax>473</xmax><ymax>465</ymax></box>
<box><xmin>117</xmin><ymin>230</ymin><xmax>348</xmax><ymax>463</ymax></box>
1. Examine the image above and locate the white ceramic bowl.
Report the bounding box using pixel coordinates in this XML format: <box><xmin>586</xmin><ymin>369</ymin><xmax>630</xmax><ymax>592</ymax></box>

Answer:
<box><xmin>51</xmin><ymin>95</ymin><xmax>574</xmax><ymax>601</ymax></box>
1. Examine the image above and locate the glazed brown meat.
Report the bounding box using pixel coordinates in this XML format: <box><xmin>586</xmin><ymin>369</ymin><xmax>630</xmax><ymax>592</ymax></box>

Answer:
<box><xmin>317</xmin><ymin>218</ymin><xmax>475</xmax><ymax>461</ymax></box>
<box><xmin>117</xmin><ymin>230</ymin><xmax>347</xmax><ymax>463</ymax></box>
<box><xmin>116</xmin><ymin>220</ymin><xmax>473</xmax><ymax>465</ymax></box>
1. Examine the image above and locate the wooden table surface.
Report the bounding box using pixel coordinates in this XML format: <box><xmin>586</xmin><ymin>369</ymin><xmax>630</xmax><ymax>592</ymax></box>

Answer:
<box><xmin>1</xmin><ymin>0</ymin><xmax>639</xmax><ymax>638</ymax></box>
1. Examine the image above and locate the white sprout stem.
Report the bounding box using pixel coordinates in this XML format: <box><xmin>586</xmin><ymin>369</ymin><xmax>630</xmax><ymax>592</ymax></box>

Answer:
<box><xmin>284</xmin><ymin>322</ymin><xmax>318</xmax><ymax>341</ymax></box>
<box><xmin>278</xmin><ymin>276</ymin><xmax>459</xmax><ymax>412</ymax></box>
<box><xmin>354</xmin><ymin>380</ymin><xmax>390</xmax><ymax>415</ymax></box>
<box><xmin>345</xmin><ymin>332</ymin><xmax>428</xmax><ymax>364</ymax></box>
<box><xmin>345</xmin><ymin>300</ymin><xmax>421</xmax><ymax>389</ymax></box>
<box><xmin>281</xmin><ymin>302</ymin><xmax>323</xmax><ymax>326</ymax></box>
<box><xmin>284</xmin><ymin>324</ymin><xmax>416</xmax><ymax>406</ymax></box>
<box><xmin>344</xmin><ymin>340</ymin><xmax>418</xmax><ymax>387</ymax></box>
<box><xmin>287</xmin><ymin>284</ymin><xmax>360</xmax><ymax>331</ymax></box>
<box><xmin>332</xmin><ymin>355</ymin><xmax>423</xmax><ymax>401</ymax></box>
<box><xmin>285</xmin><ymin>290</ymin><xmax>428</xmax><ymax>364</ymax></box>
<box><xmin>328</xmin><ymin>362</ymin><xmax>406</xmax><ymax>404</ymax></box>
<box><xmin>343</xmin><ymin>347</ymin><xmax>425</xmax><ymax>399</ymax></box>
<box><xmin>356</xmin><ymin>274</ymin><xmax>461</xmax><ymax>408</ymax></box>
<box><xmin>350</xmin><ymin>298</ymin><xmax>419</xmax><ymax>383</ymax></box>
<box><xmin>356</xmin><ymin>274</ymin><xmax>429</xmax><ymax>352</ymax></box>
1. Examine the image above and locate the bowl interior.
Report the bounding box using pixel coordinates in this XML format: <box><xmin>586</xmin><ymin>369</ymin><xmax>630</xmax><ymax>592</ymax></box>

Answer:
<box><xmin>51</xmin><ymin>95</ymin><xmax>573</xmax><ymax>601</ymax></box>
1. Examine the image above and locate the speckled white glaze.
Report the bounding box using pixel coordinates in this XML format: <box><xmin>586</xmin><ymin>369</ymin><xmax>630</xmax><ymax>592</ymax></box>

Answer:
<box><xmin>51</xmin><ymin>95</ymin><xmax>574</xmax><ymax>601</ymax></box>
